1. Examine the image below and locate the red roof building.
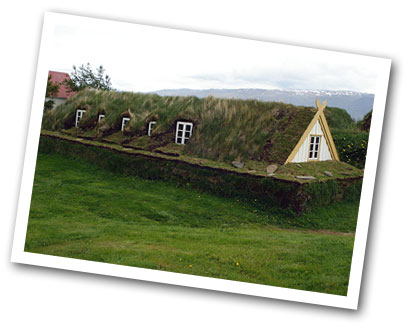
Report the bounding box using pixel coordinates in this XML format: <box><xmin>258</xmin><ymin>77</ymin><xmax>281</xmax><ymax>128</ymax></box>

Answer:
<box><xmin>48</xmin><ymin>70</ymin><xmax>76</xmax><ymax>99</ymax></box>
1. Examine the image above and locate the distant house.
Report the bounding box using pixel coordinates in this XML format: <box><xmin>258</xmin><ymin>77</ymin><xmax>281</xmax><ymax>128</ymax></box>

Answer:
<box><xmin>46</xmin><ymin>71</ymin><xmax>76</xmax><ymax>108</ymax></box>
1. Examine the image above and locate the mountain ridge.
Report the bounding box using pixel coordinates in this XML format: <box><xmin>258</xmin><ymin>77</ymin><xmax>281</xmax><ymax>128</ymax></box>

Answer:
<box><xmin>151</xmin><ymin>88</ymin><xmax>374</xmax><ymax>120</ymax></box>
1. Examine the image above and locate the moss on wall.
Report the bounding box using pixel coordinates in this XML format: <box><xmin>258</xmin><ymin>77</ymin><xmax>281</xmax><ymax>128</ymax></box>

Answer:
<box><xmin>38</xmin><ymin>134</ymin><xmax>362</xmax><ymax>214</ymax></box>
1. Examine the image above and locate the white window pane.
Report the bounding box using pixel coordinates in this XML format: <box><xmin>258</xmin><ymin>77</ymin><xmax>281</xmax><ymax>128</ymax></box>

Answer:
<box><xmin>75</xmin><ymin>110</ymin><xmax>85</xmax><ymax>127</ymax></box>
<box><xmin>175</xmin><ymin>122</ymin><xmax>193</xmax><ymax>145</ymax></box>
<box><xmin>121</xmin><ymin>118</ymin><xmax>130</xmax><ymax>131</ymax></box>
<box><xmin>148</xmin><ymin>122</ymin><xmax>155</xmax><ymax>136</ymax></box>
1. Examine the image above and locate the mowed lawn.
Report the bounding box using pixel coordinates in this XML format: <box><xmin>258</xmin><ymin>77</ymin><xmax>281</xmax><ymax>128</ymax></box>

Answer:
<box><xmin>25</xmin><ymin>153</ymin><xmax>358</xmax><ymax>295</ymax></box>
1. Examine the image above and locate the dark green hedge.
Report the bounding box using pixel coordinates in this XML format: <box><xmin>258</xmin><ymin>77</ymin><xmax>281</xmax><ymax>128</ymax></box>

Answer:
<box><xmin>38</xmin><ymin>135</ymin><xmax>362</xmax><ymax>214</ymax></box>
<box><xmin>333</xmin><ymin>131</ymin><xmax>369</xmax><ymax>169</ymax></box>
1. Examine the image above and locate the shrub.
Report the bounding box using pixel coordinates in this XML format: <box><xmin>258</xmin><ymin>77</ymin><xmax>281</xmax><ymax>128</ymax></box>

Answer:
<box><xmin>333</xmin><ymin>131</ymin><xmax>369</xmax><ymax>169</ymax></box>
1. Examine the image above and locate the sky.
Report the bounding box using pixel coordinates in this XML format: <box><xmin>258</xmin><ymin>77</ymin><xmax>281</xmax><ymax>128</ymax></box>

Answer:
<box><xmin>47</xmin><ymin>15</ymin><xmax>381</xmax><ymax>94</ymax></box>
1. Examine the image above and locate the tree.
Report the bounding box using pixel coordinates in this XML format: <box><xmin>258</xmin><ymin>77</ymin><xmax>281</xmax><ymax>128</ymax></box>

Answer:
<box><xmin>65</xmin><ymin>63</ymin><xmax>112</xmax><ymax>92</ymax></box>
<box><xmin>44</xmin><ymin>74</ymin><xmax>60</xmax><ymax>111</ymax></box>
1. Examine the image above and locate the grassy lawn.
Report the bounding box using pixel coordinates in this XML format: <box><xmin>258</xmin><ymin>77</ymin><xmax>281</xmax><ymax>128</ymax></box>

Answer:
<box><xmin>25</xmin><ymin>153</ymin><xmax>358</xmax><ymax>295</ymax></box>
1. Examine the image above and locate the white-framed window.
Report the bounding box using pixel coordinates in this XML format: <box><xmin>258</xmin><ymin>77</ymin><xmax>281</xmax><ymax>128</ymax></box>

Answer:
<box><xmin>75</xmin><ymin>110</ymin><xmax>85</xmax><ymax>128</ymax></box>
<box><xmin>98</xmin><ymin>114</ymin><xmax>105</xmax><ymax>122</ymax></box>
<box><xmin>148</xmin><ymin>121</ymin><xmax>156</xmax><ymax>136</ymax></box>
<box><xmin>175</xmin><ymin>121</ymin><xmax>193</xmax><ymax>145</ymax></box>
<box><xmin>121</xmin><ymin>117</ymin><xmax>130</xmax><ymax>131</ymax></box>
<box><xmin>308</xmin><ymin>135</ymin><xmax>321</xmax><ymax>160</ymax></box>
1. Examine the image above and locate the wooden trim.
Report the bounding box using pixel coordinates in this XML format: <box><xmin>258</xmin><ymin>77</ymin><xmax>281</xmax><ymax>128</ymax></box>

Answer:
<box><xmin>316</xmin><ymin>98</ymin><xmax>327</xmax><ymax>112</ymax></box>
<box><xmin>285</xmin><ymin>111</ymin><xmax>321</xmax><ymax>164</ymax></box>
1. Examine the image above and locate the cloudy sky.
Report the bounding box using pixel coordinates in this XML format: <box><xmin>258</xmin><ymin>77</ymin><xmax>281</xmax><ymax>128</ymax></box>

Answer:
<box><xmin>47</xmin><ymin>15</ymin><xmax>381</xmax><ymax>93</ymax></box>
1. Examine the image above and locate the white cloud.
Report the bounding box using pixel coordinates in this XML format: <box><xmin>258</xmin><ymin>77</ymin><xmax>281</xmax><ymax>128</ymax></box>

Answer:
<box><xmin>47</xmin><ymin>15</ymin><xmax>382</xmax><ymax>93</ymax></box>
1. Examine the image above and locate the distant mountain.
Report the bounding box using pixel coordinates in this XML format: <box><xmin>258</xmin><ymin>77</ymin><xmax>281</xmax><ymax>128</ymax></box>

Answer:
<box><xmin>151</xmin><ymin>88</ymin><xmax>374</xmax><ymax>120</ymax></box>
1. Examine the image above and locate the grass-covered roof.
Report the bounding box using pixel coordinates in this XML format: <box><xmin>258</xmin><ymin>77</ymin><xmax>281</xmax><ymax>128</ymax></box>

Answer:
<box><xmin>42</xmin><ymin>89</ymin><xmax>317</xmax><ymax>164</ymax></box>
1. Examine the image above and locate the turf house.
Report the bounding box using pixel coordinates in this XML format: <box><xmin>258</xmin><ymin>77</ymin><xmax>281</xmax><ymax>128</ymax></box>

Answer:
<box><xmin>42</xmin><ymin>89</ymin><xmax>340</xmax><ymax>166</ymax></box>
<box><xmin>40</xmin><ymin>89</ymin><xmax>363</xmax><ymax>212</ymax></box>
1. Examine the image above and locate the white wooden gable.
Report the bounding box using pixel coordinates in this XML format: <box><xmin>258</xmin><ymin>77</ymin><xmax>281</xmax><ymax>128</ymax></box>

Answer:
<box><xmin>285</xmin><ymin>98</ymin><xmax>339</xmax><ymax>164</ymax></box>
<box><xmin>291</xmin><ymin>119</ymin><xmax>332</xmax><ymax>163</ymax></box>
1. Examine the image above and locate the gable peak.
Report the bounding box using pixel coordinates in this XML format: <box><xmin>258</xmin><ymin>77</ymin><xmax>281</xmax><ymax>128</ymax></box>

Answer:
<box><xmin>315</xmin><ymin>98</ymin><xmax>327</xmax><ymax>113</ymax></box>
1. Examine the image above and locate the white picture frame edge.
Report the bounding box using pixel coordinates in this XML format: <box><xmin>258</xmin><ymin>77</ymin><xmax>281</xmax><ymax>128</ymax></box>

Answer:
<box><xmin>10</xmin><ymin>12</ymin><xmax>392</xmax><ymax>310</ymax></box>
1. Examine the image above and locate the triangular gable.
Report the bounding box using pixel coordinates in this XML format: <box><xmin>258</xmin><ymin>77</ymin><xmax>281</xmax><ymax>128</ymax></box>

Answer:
<box><xmin>285</xmin><ymin>99</ymin><xmax>339</xmax><ymax>164</ymax></box>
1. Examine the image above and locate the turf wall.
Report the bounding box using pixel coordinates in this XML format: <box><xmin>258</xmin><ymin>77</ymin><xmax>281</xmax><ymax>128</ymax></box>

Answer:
<box><xmin>38</xmin><ymin>134</ymin><xmax>363</xmax><ymax>214</ymax></box>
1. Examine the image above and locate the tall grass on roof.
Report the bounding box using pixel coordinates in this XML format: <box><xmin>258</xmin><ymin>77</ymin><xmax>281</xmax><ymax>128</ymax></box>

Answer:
<box><xmin>42</xmin><ymin>89</ymin><xmax>316</xmax><ymax>164</ymax></box>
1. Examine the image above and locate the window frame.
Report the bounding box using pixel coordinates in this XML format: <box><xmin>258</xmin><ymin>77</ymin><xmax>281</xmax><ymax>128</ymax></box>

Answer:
<box><xmin>121</xmin><ymin>117</ymin><xmax>130</xmax><ymax>131</ymax></box>
<box><xmin>75</xmin><ymin>109</ymin><xmax>86</xmax><ymax>128</ymax></box>
<box><xmin>308</xmin><ymin>135</ymin><xmax>321</xmax><ymax>161</ymax></box>
<box><xmin>175</xmin><ymin>121</ymin><xmax>193</xmax><ymax>145</ymax></box>
<box><xmin>148</xmin><ymin>121</ymin><xmax>156</xmax><ymax>136</ymax></box>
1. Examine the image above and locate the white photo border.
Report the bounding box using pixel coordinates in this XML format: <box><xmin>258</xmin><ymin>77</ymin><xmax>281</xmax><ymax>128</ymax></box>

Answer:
<box><xmin>10</xmin><ymin>12</ymin><xmax>392</xmax><ymax>310</ymax></box>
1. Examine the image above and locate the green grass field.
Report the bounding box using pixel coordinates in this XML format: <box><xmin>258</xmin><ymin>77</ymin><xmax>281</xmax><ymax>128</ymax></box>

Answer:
<box><xmin>25</xmin><ymin>153</ymin><xmax>358</xmax><ymax>295</ymax></box>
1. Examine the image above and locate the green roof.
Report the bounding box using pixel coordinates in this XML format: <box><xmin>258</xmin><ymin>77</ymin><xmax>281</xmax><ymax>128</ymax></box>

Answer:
<box><xmin>42</xmin><ymin>89</ymin><xmax>317</xmax><ymax>164</ymax></box>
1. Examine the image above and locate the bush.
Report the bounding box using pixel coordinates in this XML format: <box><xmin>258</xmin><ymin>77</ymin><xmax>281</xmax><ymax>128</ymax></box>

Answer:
<box><xmin>333</xmin><ymin>131</ymin><xmax>369</xmax><ymax>169</ymax></box>
<box><xmin>324</xmin><ymin>107</ymin><xmax>370</xmax><ymax>169</ymax></box>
